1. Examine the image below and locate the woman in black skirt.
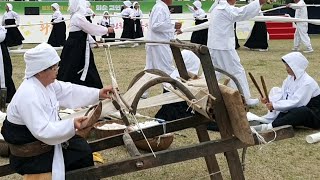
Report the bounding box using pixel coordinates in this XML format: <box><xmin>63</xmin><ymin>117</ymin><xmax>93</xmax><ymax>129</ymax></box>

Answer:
<box><xmin>99</xmin><ymin>11</ymin><xmax>116</xmax><ymax>42</ymax></box>
<box><xmin>57</xmin><ymin>0</ymin><xmax>113</xmax><ymax>88</ymax></box>
<box><xmin>48</xmin><ymin>3</ymin><xmax>66</xmax><ymax>47</ymax></box>
<box><xmin>1</xmin><ymin>3</ymin><xmax>24</xmax><ymax>48</ymax></box>
<box><xmin>132</xmin><ymin>2</ymin><xmax>143</xmax><ymax>47</ymax></box>
<box><xmin>244</xmin><ymin>13</ymin><xmax>268</xmax><ymax>51</ymax></box>
<box><xmin>0</xmin><ymin>27</ymin><xmax>16</xmax><ymax>103</ymax></box>
<box><xmin>187</xmin><ymin>1</ymin><xmax>208</xmax><ymax>45</ymax></box>
<box><xmin>120</xmin><ymin>1</ymin><xmax>135</xmax><ymax>40</ymax></box>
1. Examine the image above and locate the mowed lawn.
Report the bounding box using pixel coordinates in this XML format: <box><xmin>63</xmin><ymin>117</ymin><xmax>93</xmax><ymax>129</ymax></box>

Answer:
<box><xmin>1</xmin><ymin>35</ymin><xmax>320</xmax><ymax>180</ymax></box>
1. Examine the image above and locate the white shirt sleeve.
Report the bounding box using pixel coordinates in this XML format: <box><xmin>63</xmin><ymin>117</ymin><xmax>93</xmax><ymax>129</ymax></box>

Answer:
<box><xmin>229</xmin><ymin>0</ymin><xmax>261</xmax><ymax>23</ymax></box>
<box><xmin>12</xmin><ymin>11</ymin><xmax>20</xmax><ymax>25</ymax></box>
<box><xmin>73</xmin><ymin>13</ymin><xmax>109</xmax><ymax>36</ymax></box>
<box><xmin>150</xmin><ymin>9</ymin><xmax>174</xmax><ymax>33</ymax></box>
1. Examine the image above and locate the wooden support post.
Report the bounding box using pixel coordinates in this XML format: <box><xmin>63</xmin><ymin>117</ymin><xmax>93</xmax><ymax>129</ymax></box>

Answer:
<box><xmin>198</xmin><ymin>46</ymin><xmax>245</xmax><ymax>180</ymax></box>
<box><xmin>170</xmin><ymin>44</ymin><xmax>190</xmax><ymax>80</ymax></box>
<box><xmin>195</xmin><ymin>124</ymin><xmax>223</xmax><ymax>180</ymax></box>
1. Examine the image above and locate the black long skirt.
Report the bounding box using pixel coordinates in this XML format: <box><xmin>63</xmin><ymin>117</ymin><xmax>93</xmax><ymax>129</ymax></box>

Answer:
<box><xmin>57</xmin><ymin>31</ymin><xmax>103</xmax><ymax>89</ymax></box>
<box><xmin>1</xmin><ymin>118</ymin><xmax>94</xmax><ymax>175</ymax></box>
<box><xmin>134</xmin><ymin>18</ymin><xmax>143</xmax><ymax>39</ymax></box>
<box><xmin>4</xmin><ymin>19</ymin><xmax>24</xmax><ymax>47</ymax></box>
<box><xmin>48</xmin><ymin>21</ymin><xmax>66</xmax><ymax>47</ymax></box>
<box><xmin>1</xmin><ymin>42</ymin><xmax>16</xmax><ymax>103</ymax></box>
<box><xmin>244</xmin><ymin>22</ymin><xmax>268</xmax><ymax>50</ymax></box>
<box><xmin>190</xmin><ymin>19</ymin><xmax>208</xmax><ymax>45</ymax></box>
<box><xmin>121</xmin><ymin>18</ymin><xmax>135</xmax><ymax>39</ymax></box>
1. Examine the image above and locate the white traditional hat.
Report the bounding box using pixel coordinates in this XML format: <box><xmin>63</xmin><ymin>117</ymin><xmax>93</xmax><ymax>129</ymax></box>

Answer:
<box><xmin>51</xmin><ymin>3</ymin><xmax>60</xmax><ymax>11</ymax></box>
<box><xmin>24</xmin><ymin>43</ymin><xmax>60</xmax><ymax>78</ymax></box>
<box><xmin>6</xmin><ymin>3</ymin><xmax>13</xmax><ymax>11</ymax></box>
<box><xmin>123</xmin><ymin>1</ymin><xmax>132</xmax><ymax>7</ymax></box>
<box><xmin>193</xmin><ymin>1</ymin><xmax>202</xmax><ymax>9</ymax></box>
<box><xmin>68</xmin><ymin>0</ymin><xmax>86</xmax><ymax>14</ymax></box>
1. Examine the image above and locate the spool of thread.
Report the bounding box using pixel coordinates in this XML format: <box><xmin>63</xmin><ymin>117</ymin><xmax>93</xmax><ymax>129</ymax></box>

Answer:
<box><xmin>306</xmin><ymin>132</ymin><xmax>320</xmax><ymax>144</ymax></box>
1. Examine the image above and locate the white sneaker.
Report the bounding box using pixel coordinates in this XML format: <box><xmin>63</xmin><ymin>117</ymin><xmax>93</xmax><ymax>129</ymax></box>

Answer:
<box><xmin>291</xmin><ymin>47</ymin><xmax>299</xmax><ymax>51</ymax></box>
<box><xmin>251</xmin><ymin>123</ymin><xmax>272</xmax><ymax>132</ymax></box>
<box><xmin>258</xmin><ymin>48</ymin><xmax>268</xmax><ymax>52</ymax></box>
<box><xmin>245</xmin><ymin>98</ymin><xmax>259</xmax><ymax>107</ymax></box>
<box><xmin>303</xmin><ymin>49</ymin><xmax>314</xmax><ymax>53</ymax></box>
<box><xmin>118</xmin><ymin>45</ymin><xmax>126</xmax><ymax>48</ymax></box>
<box><xmin>130</xmin><ymin>43</ymin><xmax>139</xmax><ymax>48</ymax></box>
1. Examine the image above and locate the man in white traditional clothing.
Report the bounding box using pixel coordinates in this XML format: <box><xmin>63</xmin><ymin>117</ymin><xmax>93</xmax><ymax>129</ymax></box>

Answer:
<box><xmin>287</xmin><ymin>0</ymin><xmax>313</xmax><ymax>53</ymax></box>
<box><xmin>1</xmin><ymin>43</ymin><xmax>113</xmax><ymax>180</ymax></box>
<box><xmin>252</xmin><ymin>52</ymin><xmax>320</xmax><ymax>131</ymax></box>
<box><xmin>207</xmin><ymin>0</ymin><xmax>267</xmax><ymax>106</ymax></box>
<box><xmin>145</xmin><ymin>0</ymin><xmax>182</xmax><ymax>76</ymax></box>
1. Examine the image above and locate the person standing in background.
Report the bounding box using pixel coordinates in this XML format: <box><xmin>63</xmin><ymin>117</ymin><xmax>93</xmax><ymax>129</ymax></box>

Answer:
<box><xmin>187</xmin><ymin>0</ymin><xmax>208</xmax><ymax>45</ymax></box>
<box><xmin>287</xmin><ymin>0</ymin><xmax>313</xmax><ymax>53</ymax></box>
<box><xmin>1</xmin><ymin>3</ymin><xmax>24</xmax><ymax>49</ymax></box>
<box><xmin>48</xmin><ymin>3</ymin><xmax>66</xmax><ymax>47</ymax></box>
<box><xmin>0</xmin><ymin>26</ymin><xmax>15</xmax><ymax>103</ymax></box>
<box><xmin>99</xmin><ymin>11</ymin><xmax>116</xmax><ymax>42</ymax></box>
<box><xmin>132</xmin><ymin>1</ymin><xmax>144</xmax><ymax>47</ymax></box>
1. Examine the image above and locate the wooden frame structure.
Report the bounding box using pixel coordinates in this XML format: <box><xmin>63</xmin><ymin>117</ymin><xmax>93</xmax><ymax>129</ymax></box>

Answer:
<box><xmin>0</xmin><ymin>40</ymin><xmax>294</xmax><ymax>179</ymax></box>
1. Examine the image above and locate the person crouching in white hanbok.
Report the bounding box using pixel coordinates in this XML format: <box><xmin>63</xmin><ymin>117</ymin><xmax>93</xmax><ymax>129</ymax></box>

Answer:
<box><xmin>1</xmin><ymin>43</ymin><xmax>113</xmax><ymax>180</ymax></box>
<box><xmin>252</xmin><ymin>52</ymin><xmax>320</xmax><ymax>131</ymax></box>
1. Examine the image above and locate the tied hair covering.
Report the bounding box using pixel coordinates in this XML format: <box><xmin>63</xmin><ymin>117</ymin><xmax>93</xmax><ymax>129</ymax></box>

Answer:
<box><xmin>51</xmin><ymin>3</ymin><xmax>60</xmax><ymax>11</ymax></box>
<box><xmin>6</xmin><ymin>3</ymin><xmax>13</xmax><ymax>11</ymax></box>
<box><xmin>24</xmin><ymin>43</ymin><xmax>60</xmax><ymax>78</ymax></box>
<box><xmin>193</xmin><ymin>1</ymin><xmax>202</xmax><ymax>9</ymax></box>
<box><xmin>123</xmin><ymin>1</ymin><xmax>132</xmax><ymax>8</ymax></box>
<box><xmin>68</xmin><ymin>0</ymin><xmax>86</xmax><ymax>15</ymax></box>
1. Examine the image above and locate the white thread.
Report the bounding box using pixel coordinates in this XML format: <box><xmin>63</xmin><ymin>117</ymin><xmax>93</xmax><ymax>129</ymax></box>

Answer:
<box><xmin>186</xmin><ymin>94</ymin><xmax>208</xmax><ymax>113</ymax></box>
<box><xmin>129</xmin><ymin>113</ymin><xmax>157</xmax><ymax>157</ymax></box>
<box><xmin>250</xmin><ymin>127</ymin><xmax>277</xmax><ymax>150</ymax></box>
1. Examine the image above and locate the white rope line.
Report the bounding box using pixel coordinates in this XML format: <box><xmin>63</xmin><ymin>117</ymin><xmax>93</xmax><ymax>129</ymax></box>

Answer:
<box><xmin>9</xmin><ymin>47</ymin><xmax>63</xmax><ymax>54</ymax></box>
<box><xmin>4</xmin><ymin>18</ymin><xmax>70</xmax><ymax>28</ymax></box>
<box><xmin>186</xmin><ymin>94</ymin><xmax>208</xmax><ymax>113</ymax></box>
<box><xmin>250</xmin><ymin>127</ymin><xmax>277</xmax><ymax>150</ymax></box>
<box><xmin>262</xmin><ymin>4</ymin><xmax>320</xmax><ymax>13</ymax></box>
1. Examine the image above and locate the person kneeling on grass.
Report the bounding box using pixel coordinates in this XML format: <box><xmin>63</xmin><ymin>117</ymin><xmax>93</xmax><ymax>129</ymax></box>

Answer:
<box><xmin>252</xmin><ymin>52</ymin><xmax>320</xmax><ymax>131</ymax></box>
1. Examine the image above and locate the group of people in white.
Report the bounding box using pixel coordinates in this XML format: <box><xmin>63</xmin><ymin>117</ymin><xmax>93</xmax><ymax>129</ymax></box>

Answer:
<box><xmin>0</xmin><ymin>0</ymin><xmax>319</xmax><ymax>179</ymax></box>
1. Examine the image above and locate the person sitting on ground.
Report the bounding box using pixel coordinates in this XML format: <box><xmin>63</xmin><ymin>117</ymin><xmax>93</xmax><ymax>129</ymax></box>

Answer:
<box><xmin>1</xmin><ymin>43</ymin><xmax>113</xmax><ymax>180</ymax></box>
<box><xmin>252</xmin><ymin>52</ymin><xmax>320</xmax><ymax>131</ymax></box>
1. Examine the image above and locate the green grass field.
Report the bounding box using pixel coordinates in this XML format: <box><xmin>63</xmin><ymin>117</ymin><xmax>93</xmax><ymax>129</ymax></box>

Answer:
<box><xmin>1</xmin><ymin>36</ymin><xmax>320</xmax><ymax>179</ymax></box>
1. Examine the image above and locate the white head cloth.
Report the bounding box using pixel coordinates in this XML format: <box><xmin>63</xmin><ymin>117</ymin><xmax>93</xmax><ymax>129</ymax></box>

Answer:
<box><xmin>24</xmin><ymin>43</ymin><xmax>60</xmax><ymax>79</ymax></box>
<box><xmin>51</xmin><ymin>3</ymin><xmax>60</xmax><ymax>11</ymax></box>
<box><xmin>6</xmin><ymin>3</ymin><xmax>13</xmax><ymax>11</ymax></box>
<box><xmin>123</xmin><ymin>1</ymin><xmax>132</xmax><ymax>7</ymax></box>
<box><xmin>68</xmin><ymin>0</ymin><xmax>86</xmax><ymax>15</ymax></box>
<box><xmin>86</xmin><ymin>1</ymin><xmax>91</xmax><ymax>8</ymax></box>
<box><xmin>133</xmin><ymin>1</ymin><xmax>139</xmax><ymax>8</ymax></box>
<box><xmin>103</xmin><ymin>11</ymin><xmax>109</xmax><ymax>16</ymax></box>
<box><xmin>282</xmin><ymin>52</ymin><xmax>308</xmax><ymax>79</ymax></box>
<box><xmin>170</xmin><ymin>50</ymin><xmax>201</xmax><ymax>80</ymax></box>
<box><xmin>193</xmin><ymin>1</ymin><xmax>202</xmax><ymax>9</ymax></box>
<box><xmin>0</xmin><ymin>27</ymin><xmax>6</xmax><ymax>43</ymax></box>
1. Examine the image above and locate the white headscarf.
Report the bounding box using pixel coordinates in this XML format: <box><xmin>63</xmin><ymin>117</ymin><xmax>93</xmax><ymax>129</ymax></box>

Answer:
<box><xmin>24</xmin><ymin>43</ymin><xmax>60</xmax><ymax>79</ymax></box>
<box><xmin>0</xmin><ymin>27</ymin><xmax>6</xmax><ymax>43</ymax></box>
<box><xmin>68</xmin><ymin>0</ymin><xmax>86</xmax><ymax>15</ymax></box>
<box><xmin>193</xmin><ymin>1</ymin><xmax>202</xmax><ymax>9</ymax></box>
<box><xmin>103</xmin><ymin>11</ymin><xmax>109</xmax><ymax>16</ymax></box>
<box><xmin>86</xmin><ymin>1</ymin><xmax>91</xmax><ymax>8</ymax></box>
<box><xmin>282</xmin><ymin>52</ymin><xmax>308</xmax><ymax>79</ymax></box>
<box><xmin>133</xmin><ymin>1</ymin><xmax>139</xmax><ymax>8</ymax></box>
<box><xmin>6</xmin><ymin>3</ymin><xmax>13</xmax><ymax>11</ymax></box>
<box><xmin>123</xmin><ymin>1</ymin><xmax>132</xmax><ymax>8</ymax></box>
<box><xmin>51</xmin><ymin>3</ymin><xmax>60</xmax><ymax>11</ymax></box>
